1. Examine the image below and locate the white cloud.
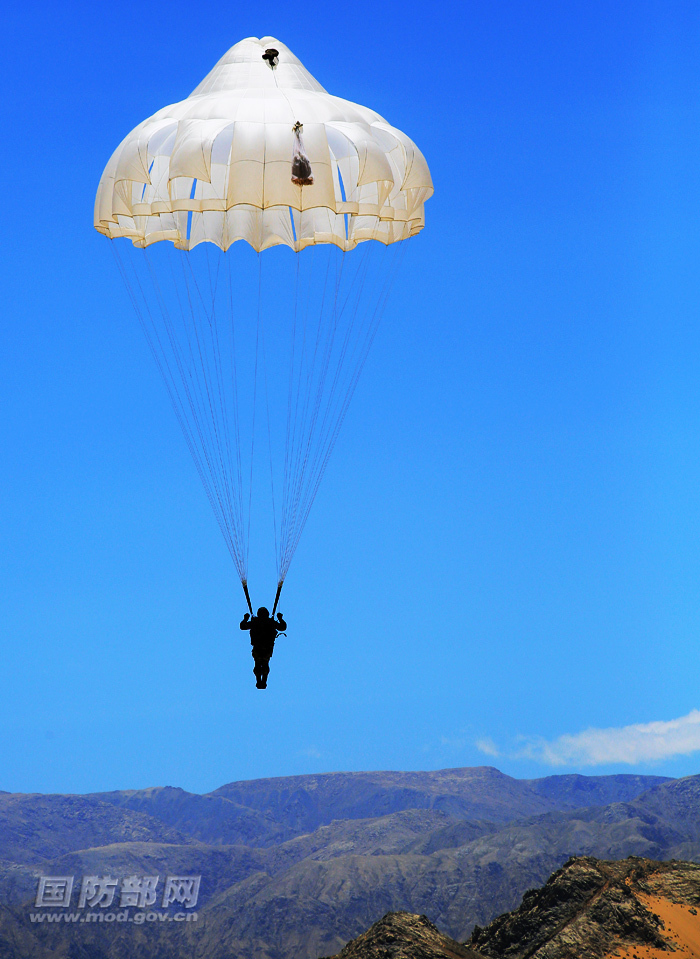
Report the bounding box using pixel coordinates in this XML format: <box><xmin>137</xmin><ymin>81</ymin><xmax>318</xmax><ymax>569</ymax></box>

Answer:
<box><xmin>519</xmin><ymin>708</ymin><xmax>700</xmax><ymax>766</ymax></box>
<box><xmin>475</xmin><ymin>737</ymin><xmax>500</xmax><ymax>757</ymax></box>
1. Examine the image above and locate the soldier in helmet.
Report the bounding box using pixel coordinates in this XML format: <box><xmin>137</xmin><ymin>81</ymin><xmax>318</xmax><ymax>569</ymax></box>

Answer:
<box><xmin>240</xmin><ymin>607</ymin><xmax>287</xmax><ymax>688</ymax></box>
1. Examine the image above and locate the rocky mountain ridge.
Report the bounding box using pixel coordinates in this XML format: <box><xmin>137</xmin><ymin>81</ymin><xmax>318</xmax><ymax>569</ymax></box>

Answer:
<box><xmin>322</xmin><ymin>856</ymin><xmax>700</xmax><ymax>958</ymax></box>
<box><xmin>322</xmin><ymin>911</ymin><xmax>483</xmax><ymax>959</ymax></box>
<box><xmin>468</xmin><ymin>856</ymin><xmax>696</xmax><ymax>957</ymax></box>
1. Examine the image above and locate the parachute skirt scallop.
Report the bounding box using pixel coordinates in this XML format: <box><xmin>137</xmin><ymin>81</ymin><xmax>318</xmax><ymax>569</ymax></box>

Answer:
<box><xmin>112</xmin><ymin>238</ymin><xmax>405</xmax><ymax>594</ymax></box>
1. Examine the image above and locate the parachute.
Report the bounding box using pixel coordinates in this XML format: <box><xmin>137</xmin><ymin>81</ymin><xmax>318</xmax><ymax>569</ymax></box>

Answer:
<box><xmin>95</xmin><ymin>36</ymin><xmax>433</xmax><ymax>613</ymax></box>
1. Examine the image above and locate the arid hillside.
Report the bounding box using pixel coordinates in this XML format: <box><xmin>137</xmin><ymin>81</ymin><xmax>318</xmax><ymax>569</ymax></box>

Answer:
<box><xmin>323</xmin><ymin>857</ymin><xmax>700</xmax><ymax>959</ymax></box>
<box><xmin>468</xmin><ymin>856</ymin><xmax>700</xmax><ymax>959</ymax></box>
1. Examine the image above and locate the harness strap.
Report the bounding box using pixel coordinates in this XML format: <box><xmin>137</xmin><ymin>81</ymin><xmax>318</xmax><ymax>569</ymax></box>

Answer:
<box><xmin>271</xmin><ymin>581</ymin><xmax>283</xmax><ymax>617</ymax></box>
<box><xmin>242</xmin><ymin>580</ymin><xmax>253</xmax><ymax>615</ymax></box>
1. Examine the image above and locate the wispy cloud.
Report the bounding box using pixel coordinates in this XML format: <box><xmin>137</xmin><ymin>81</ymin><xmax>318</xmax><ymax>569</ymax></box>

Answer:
<box><xmin>518</xmin><ymin>709</ymin><xmax>700</xmax><ymax>766</ymax></box>
<box><xmin>475</xmin><ymin>737</ymin><xmax>500</xmax><ymax>757</ymax></box>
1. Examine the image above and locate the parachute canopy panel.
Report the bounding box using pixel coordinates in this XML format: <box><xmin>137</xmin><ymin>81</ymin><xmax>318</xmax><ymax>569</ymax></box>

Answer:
<box><xmin>94</xmin><ymin>37</ymin><xmax>433</xmax><ymax>252</ymax></box>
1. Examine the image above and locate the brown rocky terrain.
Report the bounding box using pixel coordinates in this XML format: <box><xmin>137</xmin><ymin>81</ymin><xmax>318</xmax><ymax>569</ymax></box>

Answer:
<box><xmin>321</xmin><ymin>856</ymin><xmax>700</xmax><ymax>959</ymax></box>
<box><xmin>467</xmin><ymin>856</ymin><xmax>700</xmax><ymax>958</ymax></box>
<box><xmin>321</xmin><ymin>912</ymin><xmax>483</xmax><ymax>959</ymax></box>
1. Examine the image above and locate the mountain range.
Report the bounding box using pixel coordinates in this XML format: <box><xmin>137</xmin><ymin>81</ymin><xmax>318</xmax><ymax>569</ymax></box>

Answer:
<box><xmin>0</xmin><ymin>766</ymin><xmax>698</xmax><ymax>958</ymax></box>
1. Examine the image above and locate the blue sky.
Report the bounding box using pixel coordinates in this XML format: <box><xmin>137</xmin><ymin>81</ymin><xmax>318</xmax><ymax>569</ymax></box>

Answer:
<box><xmin>2</xmin><ymin>0</ymin><xmax>700</xmax><ymax>794</ymax></box>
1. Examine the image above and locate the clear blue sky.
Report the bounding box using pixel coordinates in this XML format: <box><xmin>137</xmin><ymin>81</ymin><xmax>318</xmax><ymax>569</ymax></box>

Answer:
<box><xmin>2</xmin><ymin>0</ymin><xmax>700</xmax><ymax>793</ymax></box>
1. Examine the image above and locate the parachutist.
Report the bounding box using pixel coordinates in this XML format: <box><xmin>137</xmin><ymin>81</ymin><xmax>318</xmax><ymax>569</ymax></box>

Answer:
<box><xmin>241</xmin><ymin>607</ymin><xmax>287</xmax><ymax>689</ymax></box>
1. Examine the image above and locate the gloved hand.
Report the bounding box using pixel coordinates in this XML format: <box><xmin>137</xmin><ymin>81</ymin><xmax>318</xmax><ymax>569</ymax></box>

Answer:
<box><xmin>243</xmin><ymin>613</ymin><xmax>250</xmax><ymax>621</ymax></box>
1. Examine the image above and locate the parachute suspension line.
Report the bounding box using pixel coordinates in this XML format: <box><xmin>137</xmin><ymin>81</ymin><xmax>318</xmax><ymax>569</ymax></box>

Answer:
<box><xmin>293</xmin><ymin>241</ymin><xmax>402</xmax><ymax>558</ymax></box>
<box><xmin>285</xmin><ymin>249</ymin><xmax>330</xmax><ymax>534</ymax></box>
<box><xmin>174</xmin><ymin>249</ymin><xmax>245</xmax><ymax>576</ymax></box>
<box><xmin>113</xmin><ymin>242</ymin><xmax>227</xmax><ymax>564</ymax></box>
<box><xmin>275</xmin><ymin>240</ymin><xmax>393</xmax><ymax>582</ymax></box>
<box><xmin>294</xmin><ymin>247</ymin><xmax>354</xmax><ymax>571</ymax></box>
<box><xmin>192</xmin><ymin>241</ymin><xmax>247</xmax><ymax>590</ymax></box>
<box><xmin>201</xmin><ymin>243</ymin><xmax>235</xmax><ymax>522</ymax></box>
<box><xmin>163</xmin><ymin>249</ymin><xmax>229</xmax><ymax>557</ymax></box>
<box><xmin>286</xmin><ymin>249</ymin><xmax>348</xmax><ymax>544</ymax></box>
<box><xmin>281</xmin><ymin>246</ymin><xmax>316</xmax><ymax>568</ymax></box>
<box><xmin>279</xmin><ymin>251</ymin><xmax>302</xmax><ymax>589</ymax></box>
<box><xmin>175</xmin><ymin>251</ymin><xmax>246</xmax><ymax>577</ymax></box>
<box><xmin>112</xmin><ymin>240</ymin><xmax>250</xmax><ymax>583</ymax></box>
<box><xmin>246</xmin><ymin>252</ymin><xmax>264</xmax><ymax>581</ymax></box>
<box><xmin>226</xmin><ymin>251</ymin><xmax>246</xmax><ymax>577</ymax></box>
<box><xmin>278</xmin><ymin>245</ymin><xmax>313</xmax><ymax>580</ymax></box>
<box><xmin>183</xmin><ymin>248</ymin><xmax>237</xmax><ymax>548</ymax></box>
<box><xmin>223</xmin><ymin>249</ymin><xmax>251</xmax><ymax>608</ymax></box>
<box><xmin>278</xmin><ymin>240</ymin><xmax>407</xmax><ymax>579</ymax></box>
<box><xmin>166</xmin><ymin>252</ymin><xmax>241</xmax><ymax>573</ymax></box>
<box><xmin>205</xmin><ymin>245</ymin><xmax>244</xmax><ymax>572</ymax></box>
<box><xmin>113</xmin><ymin>234</ymin><xmax>408</xmax><ymax>600</ymax></box>
<box><xmin>281</xmin><ymin>245</ymin><xmax>368</xmax><ymax>576</ymax></box>
<box><xmin>279</xmin><ymin>245</ymin><xmax>346</xmax><ymax>579</ymax></box>
<box><xmin>271</xmin><ymin>580</ymin><xmax>283</xmax><ymax>617</ymax></box>
<box><xmin>114</xmin><ymin>243</ymin><xmax>231</xmax><ymax>573</ymax></box>
<box><xmin>242</xmin><ymin>580</ymin><xmax>253</xmax><ymax>615</ymax></box>
<box><xmin>279</xmin><ymin>246</ymin><xmax>336</xmax><ymax>579</ymax></box>
<box><xmin>257</xmin><ymin>252</ymin><xmax>280</xmax><ymax>579</ymax></box>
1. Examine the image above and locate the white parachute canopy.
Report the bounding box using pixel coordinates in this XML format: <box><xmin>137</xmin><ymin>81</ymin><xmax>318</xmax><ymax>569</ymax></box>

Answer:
<box><xmin>95</xmin><ymin>36</ymin><xmax>433</xmax><ymax>252</ymax></box>
<box><xmin>96</xmin><ymin>38</ymin><xmax>433</xmax><ymax>603</ymax></box>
